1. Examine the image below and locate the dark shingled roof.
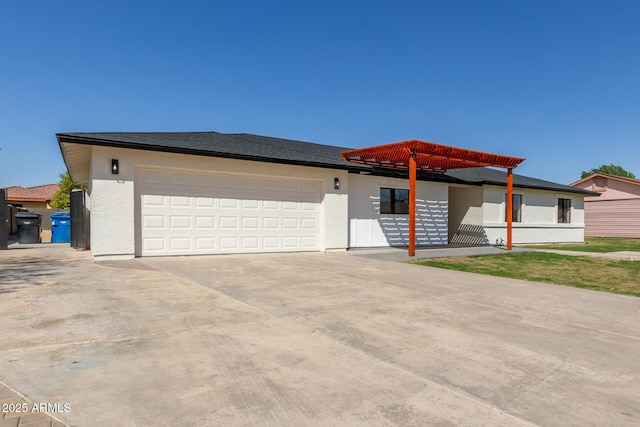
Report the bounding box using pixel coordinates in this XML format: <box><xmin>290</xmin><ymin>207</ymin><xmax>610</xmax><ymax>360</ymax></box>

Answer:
<box><xmin>56</xmin><ymin>131</ymin><xmax>597</xmax><ymax>196</ymax></box>
<box><xmin>446</xmin><ymin>168</ymin><xmax>598</xmax><ymax>195</ymax></box>
<box><xmin>57</xmin><ymin>131</ymin><xmax>352</xmax><ymax>169</ymax></box>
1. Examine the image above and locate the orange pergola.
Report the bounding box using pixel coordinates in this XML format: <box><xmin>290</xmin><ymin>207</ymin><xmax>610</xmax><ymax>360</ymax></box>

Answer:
<box><xmin>341</xmin><ymin>140</ymin><xmax>525</xmax><ymax>256</ymax></box>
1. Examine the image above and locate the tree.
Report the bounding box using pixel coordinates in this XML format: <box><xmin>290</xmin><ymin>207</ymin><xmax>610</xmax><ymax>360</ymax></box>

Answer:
<box><xmin>50</xmin><ymin>172</ymin><xmax>85</xmax><ymax>209</ymax></box>
<box><xmin>581</xmin><ymin>164</ymin><xmax>636</xmax><ymax>179</ymax></box>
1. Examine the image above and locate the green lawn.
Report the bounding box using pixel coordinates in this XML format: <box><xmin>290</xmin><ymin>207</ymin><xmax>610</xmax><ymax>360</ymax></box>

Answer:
<box><xmin>414</xmin><ymin>252</ymin><xmax>640</xmax><ymax>297</ymax></box>
<box><xmin>524</xmin><ymin>237</ymin><xmax>640</xmax><ymax>253</ymax></box>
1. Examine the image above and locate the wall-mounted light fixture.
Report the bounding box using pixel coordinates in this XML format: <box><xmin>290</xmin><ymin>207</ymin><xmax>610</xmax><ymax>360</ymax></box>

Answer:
<box><xmin>111</xmin><ymin>159</ymin><xmax>119</xmax><ymax>175</ymax></box>
<box><xmin>334</xmin><ymin>177</ymin><xmax>341</xmax><ymax>190</ymax></box>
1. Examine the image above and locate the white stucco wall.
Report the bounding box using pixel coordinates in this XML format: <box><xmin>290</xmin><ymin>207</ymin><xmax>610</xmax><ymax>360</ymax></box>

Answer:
<box><xmin>348</xmin><ymin>173</ymin><xmax>448</xmax><ymax>247</ymax></box>
<box><xmin>90</xmin><ymin>149</ymin><xmax>135</xmax><ymax>259</ymax></box>
<box><xmin>87</xmin><ymin>146</ymin><xmax>587</xmax><ymax>257</ymax></box>
<box><xmin>89</xmin><ymin>147</ymin><xmax>348</xmax><ymax>259</ymax></box>
<box><xmin>482</xmin><ymin>186</ymin><xmax>585</xmax><ymax>244</ymax></box>
<box><xmin>448</xmin><ymin>185</ymin><xmax>487</xmax><ymax>244</ymax></box>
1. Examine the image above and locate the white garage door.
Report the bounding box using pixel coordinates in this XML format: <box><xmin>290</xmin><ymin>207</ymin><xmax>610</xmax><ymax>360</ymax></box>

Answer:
<box><xmin>136</xmin><ymin>168</ymin><xmax>322</xmax><ymax>256</ymax></box>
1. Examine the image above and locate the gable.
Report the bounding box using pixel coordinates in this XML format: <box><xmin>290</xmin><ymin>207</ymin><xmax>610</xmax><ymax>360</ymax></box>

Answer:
<box><xmin>571</xmin><ymin>173</ymin><xmax>640</xmax><ymax>200</ymax></box>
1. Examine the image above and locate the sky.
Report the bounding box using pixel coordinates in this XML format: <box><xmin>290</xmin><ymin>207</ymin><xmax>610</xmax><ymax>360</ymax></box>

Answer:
<box><xmin>1</xmin><ymin>0</ymin><xmax>639</xmax><ymax>188</ymax></box>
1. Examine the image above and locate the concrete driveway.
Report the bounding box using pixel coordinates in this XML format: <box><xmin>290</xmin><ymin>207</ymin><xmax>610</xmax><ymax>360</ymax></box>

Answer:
<box><xmin>1</xmin><ymin>245</ymin><xmax>639</xmax><ymax>426</ymax></box>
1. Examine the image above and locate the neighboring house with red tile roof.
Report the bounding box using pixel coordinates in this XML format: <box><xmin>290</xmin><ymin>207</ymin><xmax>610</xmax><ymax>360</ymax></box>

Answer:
<box><xmin>5</xmin><ymin>184</ymin><xmax>59</xmax><ymax>209</ymax></box>
<box><xmin>570</xmin><ymin>173</ymin><xmax>640</xmax><ymax>238</ymax></box>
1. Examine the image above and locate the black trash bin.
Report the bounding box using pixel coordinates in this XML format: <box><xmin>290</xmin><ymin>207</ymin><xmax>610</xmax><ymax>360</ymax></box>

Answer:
<box><xmin>15</xmin><ymin>212</ymin><xmax>42</xmax><ymax>244</ymax></box>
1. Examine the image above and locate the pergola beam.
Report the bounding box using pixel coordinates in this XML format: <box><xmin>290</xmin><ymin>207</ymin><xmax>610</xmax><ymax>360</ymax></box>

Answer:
<box><xmin>507</xmin><ymin>168</ymin><xmax>514</xmax><ymax>251</ymax></box>
<box><xmin>409</xmin><ymin>151</ymin><xmax>417</xmax><ymax>257</ymax></box>
<box><xmin>342</xmin><ymin>140</ymin><xmax>525</xmax><ymax>256</ymax></box>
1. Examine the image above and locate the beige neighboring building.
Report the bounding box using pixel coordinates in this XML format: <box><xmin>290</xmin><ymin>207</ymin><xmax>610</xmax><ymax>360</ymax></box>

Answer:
<box><xmin>570</xmin><ymin>173</ymin><xmax>640</xmax><ymax>238</ymax></box>
<box><xmin>5</xmin><ymin>184</ymin><xmax>59</xmax><ymax>209</ymax></box>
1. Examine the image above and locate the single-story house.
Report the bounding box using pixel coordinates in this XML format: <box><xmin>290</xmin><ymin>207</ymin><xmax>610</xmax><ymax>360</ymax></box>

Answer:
<box><xmin>570</xmin><ymin>173</ymin><xmax>640</xmax><ymax>238</ymax></box>
<box><xmin>57</xmin><ymin>131</ymin><xmax>598</xmax><ymax>260</ymax></box>
<box><xmin>5</xmin><ymin>184</ymin><xmax>59</xmax><ymax>209</ymax></box>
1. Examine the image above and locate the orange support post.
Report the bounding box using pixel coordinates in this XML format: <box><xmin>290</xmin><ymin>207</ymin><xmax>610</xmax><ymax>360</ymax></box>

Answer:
<box><xmin>506</xmin><ymin>167</ymin><xmax>513</xmax><ymax>251</ymax></box>
<box><xmin>409</xmin><ymin>151</ymin><xmax>417</xmax><ymax>256</ymax></box>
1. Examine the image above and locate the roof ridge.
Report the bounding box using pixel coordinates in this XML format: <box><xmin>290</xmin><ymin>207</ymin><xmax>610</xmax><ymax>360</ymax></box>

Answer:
<box><xmin>27</xmin><ymin>183</ymin><xmax>58</xmax><ymax>189</ymax></box>
<box><xmin>570</xmin><ymin>172</ymin><xmax>640</xmax><ymax>186</ymax></box>
<box><xmin>594</xmin><ymin>173</ymin><xmax>640</xmax><ymax>183</ymax></box>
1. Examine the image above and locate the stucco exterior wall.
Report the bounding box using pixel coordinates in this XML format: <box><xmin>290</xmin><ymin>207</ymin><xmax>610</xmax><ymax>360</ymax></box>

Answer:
<box><xmin>90</xmin><ymin>149</ymin><xmax>135</xmax><ymax>259</ymax></box>
<box><xmin>89</xmin><ymin>147</ymin><xmax>348</xmax><ymax>259</ymax></box>
<box><xmin>571</xmin><ymin>176</ymin><xmax>639</xmax><ymax>238</ymax></box>
<box><xmin>482</xmin><ymin>186</ymin><xmax>585</xmax><ymax>244</ymax></box>
<box><xmin>87</xmin><ymin>145</ymin><xmax>588</xmax><ymax>257</ymax></box>
<box><xmin>583</xmin><ymin>199</ymin><xmax>640</xmax><ymax>238</ymax></box>
<box><xmin>448</xmin><ymin>185</ymin><xmax>486</xmax><ymax>244</ymax></box>
<box><xmin>348</xmin><ymin>174</ymin><xmax>448</xmax><ymax>247</ymax></box>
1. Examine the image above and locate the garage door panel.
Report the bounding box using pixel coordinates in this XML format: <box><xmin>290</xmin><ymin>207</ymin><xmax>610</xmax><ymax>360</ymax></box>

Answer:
<box><xmin>263</xmin><ymin>179</ymin><xmax>281</xmax><ymax>191</ymax></box>
<box><xmin>219</xmin><ymin>237</ymin><xmax>238</xmax><ymax>249</ymax></box>
<box><xmin>169</xmin><ymin>196</ymin><xmax>190</xmax><ymax>207</ymax></box>
<box><xmin>282</xmin><ymin>236</ymin><xmax>298</xmax><ymax>248</ymax></box>
<box><xmin>142</xmin><ymin>194</ymin><xmax>165</xmax><ymax>207</ymax></box>
<box><xmin>195</xmin><ymin>237</ymin><xmax>215</xmax><ymax>250</ymax></box>
<box><xmin>263</xmin><ymin>200</ymin><xmax>279</xmax><ymax>210</ymax></box>
<box><xmin>169</xmin><ymin>172</ymin><xmax>192</xmax><ymax>186</ymax></box>
<box><xmin>195</xmin><ymin>216</ymin><xmax>215</xmax><ymax>229</ymax></box>
<box><xmin>195</xmin><ymin>174</ymin><xmax>215</xmax><ymax>187</ymax></box>
<box><xmin>219</xmin><ymin>216</ymin><xmax>239</xmax><ymax>229</ymax></box>
<box><xmin>282</xmin><ymin>218</ymin><xmax>298</xmax><ymax>229</ymax></box>
<box><xmin>170</xmin><ymin>216</ymin><xmax>191</xmax><ymax>228</ymax></box>
<box><xmin>301</xmin><ymin>202</ymin><xmax>317</xmax><ymax>211</ymax></box>
<box><xmin>142</xmin><ymin>170</ymin><xmax>166</xmax><ymax>185</ymax></box>
<box><xmin>143</xmin><ymin>237</ymin><xmax>165</xmax><ymax>252</ymax></box>
<box><xmin>263</xmin><ymin>236</ymin><xmax>279</xmax><ymax>248</ymax></box>
<box><xmin>283</xmin><ymin>180</ymin><xmax>298</xmax><ymax>192</ymax></box>
<box><xmin>170</xmin><ymin>237</ymin><xmax>191</xmax><ymax>250</ymax></box>
<box><xmin>143</xmin><ymin>215</ymin><xmax>165</xmax><ymax>229</ymax></box>
<box><xmin>302</xmin><ymin>218</ymin><xmax>317</xmax><ymax>230</ymax></box>
<box><xmin>219</xmin><ymin>198</ymin><xmax>238</xmax><ymax>209</ymax></box>
<box><xmin>195</xmin><ymin>197</ymin><xmax>215</xmax><ymax>207</ymax></box>
<box><xmin>242</xmin><ymin>217</ymin><xmax>259</xmax><ymax>229</ymax></box>
<box><xmin>282</xmin><ymin>201</ymin><xmax>298</xmax><ymax>210</ymax></box>
<box><xmin>300</xmin><ymin>181</ymin><xmax>318</xmax><ymax>194</ymax></box>
<box><xmin>241</xmin><ymin>236</ymin><xmax>259</xmax><ymax>249</ymax></box>
<box><xmin>137</xmin><ymin>168</ymin><xmax>322</xmax><ymax>256</ymax></box>
<box><xmin>241</xmin><ymin>177</ymin><xmax>261</xmax><ymax>191</ymax></box>
<box><xmin>263</xmin><ymin>217</ymin><xmax>279</xmax><ymax>229</ymax></box>
<box><xmin>242</xmin><ymin>199</ymin><xmax>259</xmax><ymax>209</ymax></box>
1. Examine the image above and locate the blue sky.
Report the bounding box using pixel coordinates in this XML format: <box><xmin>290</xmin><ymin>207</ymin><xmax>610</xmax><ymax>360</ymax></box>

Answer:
<box><xmin>1</xmin><ymin>0</ymin><xmax>639</xmax><ymax>188</ymax></box>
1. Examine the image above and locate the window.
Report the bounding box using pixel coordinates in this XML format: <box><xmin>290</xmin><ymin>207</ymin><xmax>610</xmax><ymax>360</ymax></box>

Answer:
<box><xmin>505</xmin><ymin>193</ymin><xmax>522</xmax><ymax>222</ymax></box>
<box><xmin>558</xmin><ymin>198</ymin><xmax>571</xmax><ymax>223</ymax></box>
<box><xmin>380</xmin><ymin>188</ymin><xmax>409</xmax><ymax>214</ymax></box>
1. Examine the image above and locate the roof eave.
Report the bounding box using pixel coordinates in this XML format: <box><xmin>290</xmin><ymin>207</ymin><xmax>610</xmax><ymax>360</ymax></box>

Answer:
<box><xmin>6</xmin><ymin>197</ymin><xmax>50</xmax><ymax>202</ymax></box>
<box><xmin>570</xmin><ymin>172</ymin><xmax>640</xmax><ymax>187</ymax></box>
<box><xmin>56</xmin><ymin>133</ymin><xmax>355</xmax><ymax>173</ymax></box>
<box><xmin>484</xmin><ymin>181</ymin><xmax>600</xmax><ymax>196</ymax></box>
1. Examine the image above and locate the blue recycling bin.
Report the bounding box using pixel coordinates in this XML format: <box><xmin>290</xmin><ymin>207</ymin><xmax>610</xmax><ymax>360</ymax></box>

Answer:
<box><xmin>51</xmin><ymin>211</ymin><xmax>71</xmax><ymax>243</ymax></box>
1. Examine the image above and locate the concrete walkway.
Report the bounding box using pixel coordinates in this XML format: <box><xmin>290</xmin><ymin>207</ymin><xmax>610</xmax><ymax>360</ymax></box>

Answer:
<box><xmin>347</xmin><ymin>245</ymin><xmax>640</xmax><ymax>262</ymax></box>
<box><xmin>1</xmin><ymin>245</ymin><xmax>639</xmax><ymax>426</ymax></box>
<box><xmin>530</xmin><ymin>248</ymin><xmax>640</xmax><ymax>261</ymax></box>
<box><xmin>346</xmin><ymin>245</ymin><xmax>533</xmax><ymax>262</ymax></box>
